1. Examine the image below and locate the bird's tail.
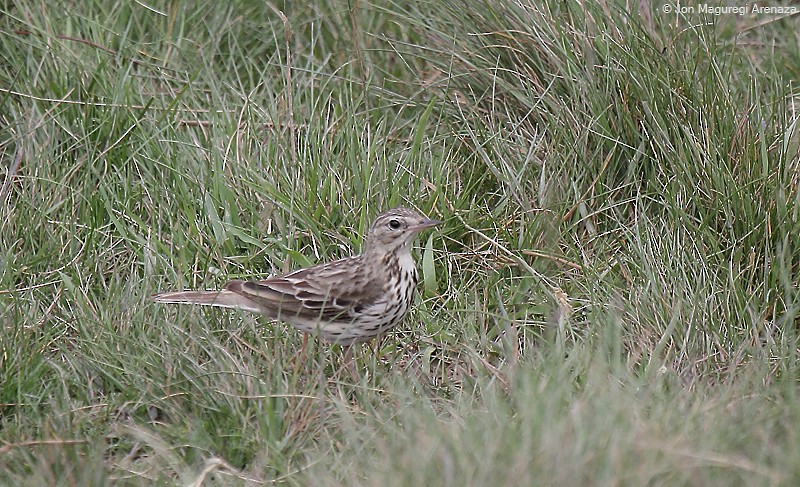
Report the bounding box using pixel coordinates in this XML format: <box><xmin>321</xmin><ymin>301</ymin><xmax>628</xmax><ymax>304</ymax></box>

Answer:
<box><xmin>151</xmin><ymin>290</ymin><xmax>261</xmax><ymax>313</ymax></box>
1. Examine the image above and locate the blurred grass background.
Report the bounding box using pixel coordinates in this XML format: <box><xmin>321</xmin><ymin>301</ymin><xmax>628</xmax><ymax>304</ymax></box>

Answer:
<box><xmin>1</xmin><ymin>0</ymin><xmax>799</xmax><ymax>484</ymax></box>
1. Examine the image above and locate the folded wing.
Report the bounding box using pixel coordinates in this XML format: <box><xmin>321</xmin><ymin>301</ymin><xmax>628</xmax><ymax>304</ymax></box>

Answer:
<box><xmin>225</xmin><ymin>257</ymin><xmax>383</xmax><ymax>324</ymax></box>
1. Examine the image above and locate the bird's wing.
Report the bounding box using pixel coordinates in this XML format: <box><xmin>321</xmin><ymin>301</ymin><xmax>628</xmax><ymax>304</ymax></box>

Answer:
<box><xmin>225</xmin><ymin>257</ymin><xmax>383</xmax><ymax>322</ymax></box>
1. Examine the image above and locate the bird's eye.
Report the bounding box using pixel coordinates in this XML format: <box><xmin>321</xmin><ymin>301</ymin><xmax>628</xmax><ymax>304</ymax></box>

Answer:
<box><xmin>388</xmin><ymin>219</ymin><xmax>402</xmax><ymax>230</ymax></box>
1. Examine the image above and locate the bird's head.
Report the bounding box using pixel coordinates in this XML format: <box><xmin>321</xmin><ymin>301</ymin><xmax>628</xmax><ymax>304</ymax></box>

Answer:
<box><xmin>364</xmin><ymin>207</ymin><xmax>441</xmax><ymax>255</ymax></box>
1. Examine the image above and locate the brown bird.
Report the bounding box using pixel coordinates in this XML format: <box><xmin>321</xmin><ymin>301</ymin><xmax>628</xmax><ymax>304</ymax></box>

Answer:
<box><xmin>152</xmin><ymin>207</ymin><xmax>441</xmax><ymax>345</ymax></box>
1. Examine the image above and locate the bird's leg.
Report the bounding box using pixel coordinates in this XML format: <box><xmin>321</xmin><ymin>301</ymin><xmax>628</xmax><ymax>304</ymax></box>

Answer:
<box><xmin>290</xmin><ymin>332</ymin><xmax>310</xmax><ymax>378</ymax></box>
<box><xmin>372</xmin><ymin>337</ymin><xmax>382</xmax><ymax>363</ymax></box>
<box><xmin>343</xmin><ymin>344</ymin><xmax>353</xmax><ymax>365</ymax></box>
<box><xmin>300</xmin><ymin>332</ymin><xmax>309</xmax><ymax>356</ymax></box>
<box><xmin>342</xmin><ymin>344</ymin><xmax>358</xmax><ymax>381</ymax></box>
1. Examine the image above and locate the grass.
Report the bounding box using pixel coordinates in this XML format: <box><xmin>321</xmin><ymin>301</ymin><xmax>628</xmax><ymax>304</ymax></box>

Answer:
<box><xmin>1</xmin><ymin>0</ymin><xmax>800</xmax><ymax>484</ymax></box>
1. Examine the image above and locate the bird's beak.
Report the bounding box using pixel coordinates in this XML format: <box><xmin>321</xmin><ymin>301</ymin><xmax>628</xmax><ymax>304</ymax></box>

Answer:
<box><xmin>409</xmin><ymin>218</ymin><xmax>442</xmax><ymax>232</ymax></box>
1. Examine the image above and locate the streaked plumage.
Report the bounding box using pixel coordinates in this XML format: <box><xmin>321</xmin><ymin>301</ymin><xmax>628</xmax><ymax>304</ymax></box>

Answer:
<box><xmin>152</xmin><ymin>207</ymin><xmax>441</xmax><ymax>345</ymax></box>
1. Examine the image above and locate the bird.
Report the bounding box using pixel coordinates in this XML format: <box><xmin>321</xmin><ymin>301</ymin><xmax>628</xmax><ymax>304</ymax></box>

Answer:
<box><xmin>152</xmin><ymin>207</ymin><xmax>441</xmax><ymax>345</ymax></box>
